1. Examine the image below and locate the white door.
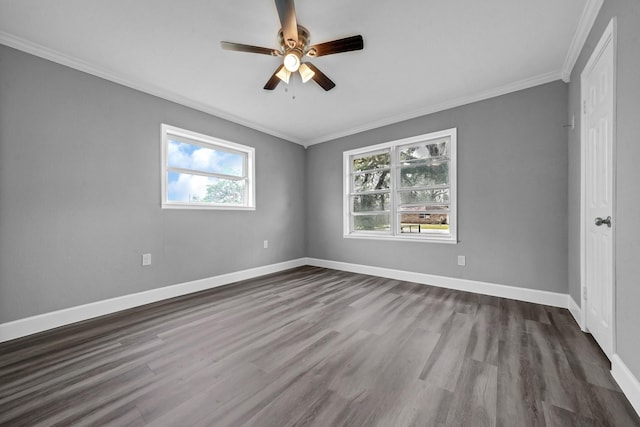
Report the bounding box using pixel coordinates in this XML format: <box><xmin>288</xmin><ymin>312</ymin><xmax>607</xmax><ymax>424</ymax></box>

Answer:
<box><xmin>581</xmin><ymin>19</ymin><xmax>615</xmax><ymax>358</ymax></box>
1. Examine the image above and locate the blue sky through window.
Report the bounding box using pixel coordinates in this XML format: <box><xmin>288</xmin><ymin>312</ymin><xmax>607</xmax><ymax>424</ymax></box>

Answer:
<box><xmin>168</xmin><ymin>140</ymin><xmax>243</xmax><ymax>176</ymax></box>
<box><xmin>167</xmin><ymin>140</ymin><xmax>244</xmax><ymax>202</ymax></box>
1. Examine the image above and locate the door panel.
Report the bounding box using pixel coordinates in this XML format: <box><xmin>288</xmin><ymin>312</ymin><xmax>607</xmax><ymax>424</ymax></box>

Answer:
<box><xmin>582</xmin><ymin>21</ymin><xmax>614</xmax><ymax>358</ymax></box>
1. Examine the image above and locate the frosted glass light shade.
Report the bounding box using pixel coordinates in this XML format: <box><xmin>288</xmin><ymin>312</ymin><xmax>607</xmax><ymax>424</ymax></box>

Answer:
<box><xmin>276</xmin><ymin>66</ymin><xmax>291</xmax><ymax>83</ymax></box>
<box><xmin>283</xmin><ymin>52</ymin><xmax>301</xmax><ymax>72</ymax></box>
<box><xmin>299</xmin><ymin>63</ymin><xmax>315</xmax><ymax>83</ymax></box>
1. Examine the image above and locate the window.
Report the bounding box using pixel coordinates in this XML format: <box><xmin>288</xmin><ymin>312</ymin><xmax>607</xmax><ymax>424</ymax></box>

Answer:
<box><xmin>161</xmin><ymin>124</ymin><xmax>255</xmax><ymax>210</ymax></box>
<box><xmin>343</xmin><ymin>128</ymin><xmax>457</xmax><ymax>242</ymax></box>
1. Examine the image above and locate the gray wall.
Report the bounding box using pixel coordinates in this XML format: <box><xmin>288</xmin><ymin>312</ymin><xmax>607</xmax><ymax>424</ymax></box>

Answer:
<box><xmin>567</xmin><ymin>0</ymin><xmax>640</xmax><ymax>379</ymax></box>
<box><xmin>0</xmin><ymin>45</ymin><xmax>306</xmax><ymax>323</ymax></box>
<box><xmin>306</xmin><ymin>81</ymin><xmax>569</xmax><ymax>293</ymax></box>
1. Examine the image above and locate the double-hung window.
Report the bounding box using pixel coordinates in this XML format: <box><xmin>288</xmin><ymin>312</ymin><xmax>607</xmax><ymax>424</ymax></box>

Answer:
<box><xmin>161</xmin><ymin>124</ymin><xmax>255</xmax><ymax>210</ymax></box>
<box><xmin>344</xmin><ymin>128</ymin><xmax>457</xmax><ymax>242</ymax></box>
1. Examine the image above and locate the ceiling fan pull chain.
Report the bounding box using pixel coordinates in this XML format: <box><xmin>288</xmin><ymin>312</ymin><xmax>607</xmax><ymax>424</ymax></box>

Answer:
<box><xmin>291</xmin><ymin>76</ymin><xmax>297</xmax><ymax>100</ymax></box>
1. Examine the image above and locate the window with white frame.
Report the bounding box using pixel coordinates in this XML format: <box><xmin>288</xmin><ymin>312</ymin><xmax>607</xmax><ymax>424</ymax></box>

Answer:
<box><xmin>343</xmin><ymin>128</ymin><xmax>457</xmax><ymax>242</ymax></box>
<box><xmin>161</xmin><ymin>124</ymin><xmax>255</xmax><ymax>210</ymax></box>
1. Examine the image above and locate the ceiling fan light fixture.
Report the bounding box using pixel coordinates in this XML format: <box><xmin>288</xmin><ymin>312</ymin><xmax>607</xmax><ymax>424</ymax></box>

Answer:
<box><xmin>299</xmin><ymin>63</ymin><xmax>315</xmax><ymax>83</ymax></box>
<box><xmin>275</xmin><ymin>66</ymin><xmax>291</xmax><ymax>83</ymax></box>
<box><xmin>283</xmin><ymin>51</ymin><xmax>301</xmax><ymax>72</ymax></box>
<box><xmin>221</xmin><ymin>0</ymin><xmax>364</xmax><ymax>91</ymax></box>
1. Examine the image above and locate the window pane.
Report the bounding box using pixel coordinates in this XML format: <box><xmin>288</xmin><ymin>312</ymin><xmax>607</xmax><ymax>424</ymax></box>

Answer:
<box><xmin>399</xmin><ymin>204</ymin><xmax>450</xmax><ymax>212</ymax></box>
<box><xmin>399</xmin><ymin>213</ymin><xmax>450</xmax><ymax>234</ymax></box>
<box><xmin>352</xmin><ymin>152</ymin><xmax>390</xmax><ymax>172</ymax></box>
<box><xmin>398</xmin><ymin>188</ymin><xmax>450</xmax><ymax>204</ymax></box>
<box><xmin>400</xmin><ymin>161</ymin><xmax>449</xmax><ymax>187</ymax></box>
<box><xmin>352</xmin><ymin>193</ymin><xmax>390</xmax><ymax>212</ymax></box>
<box><xmin>400</xmin><ymin>140</ymin><xmax>449</xmax><ymax>161</ymax></box>
<box><xmin>168</xmin><ymin>139</ymin><xmax>244</xmax><ymax>177</ymax></box>
<box><xmin>167</xmin><ymin>171</ymin><xmax>245</xmax><ymax>205</ymax></box>
<box><xmin>353</xmin><ymin>214</ymin><xmax>390</xmax><ymax>231</ymax></box>
<box><xmin>353</xmin><ymin>171</ymin><xmax>391</xmax><ymax>192</ymax></box>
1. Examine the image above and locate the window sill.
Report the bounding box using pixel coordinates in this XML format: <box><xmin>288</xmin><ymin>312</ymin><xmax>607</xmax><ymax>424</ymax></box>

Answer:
<box><xmin>343</xmin><ymin>233</ymin><xmax>458</xmax><ymax>244</ymax></box>
<box><xmin>162</xmin><ymin>202</ymin><xmax>256</xmax><ymax>211</ymax></box>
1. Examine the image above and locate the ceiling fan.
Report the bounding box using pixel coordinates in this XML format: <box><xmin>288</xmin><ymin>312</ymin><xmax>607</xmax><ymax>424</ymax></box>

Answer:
<box><xmin>220</xmin><ymin>0</ymin><xmax>364</xmax><ymax>91</ymax></box>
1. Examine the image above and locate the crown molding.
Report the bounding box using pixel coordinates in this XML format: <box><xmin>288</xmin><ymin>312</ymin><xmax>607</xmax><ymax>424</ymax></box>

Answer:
<box><xmin>0</xmin><ymin>31</ymin><xmax>305</xmax><ymax>145</ymax></box>
<box><xmin>0</xmin><ymin>30</ymin><xmax>569</xmax><ymax>148</ymax></box>
<box><xmin>304</xmin><ymin>70</ymin><xmax>563</xmax><ymax>146</ymax></box>
<box><xmin>561</xmin><ymin>0</ymin><xmax>604</xmax><ymax>82</ymax></box>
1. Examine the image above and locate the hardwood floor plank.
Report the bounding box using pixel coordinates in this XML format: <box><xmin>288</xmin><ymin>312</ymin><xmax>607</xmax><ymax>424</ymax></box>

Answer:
<box><xmin>466</xmin><ymin>303</ymin><xmax>501</xmax><ymax>365</ymax></box>
<box><xmin>379</xmin><ymin>379</ymin><xmax>452</xmax><ymax>427</ymax></box>
<box><xmin>542</xmin><ymin>402</ymin><xmax>600</xmax><ymax>427</ymax></box>
<box><xmin>445</xmin><ymin>358</ymin><xmax>498</xmax><ymax>427</ymax></box>
<box><xmin>419</xmin><ymin>312</ymin><xmax>474</xmax><ymax>391</ymax></box>
<box><xmin>496</xmin><ymin>331</ymin><xmax>546</xmax><ymax>427</ymax></box>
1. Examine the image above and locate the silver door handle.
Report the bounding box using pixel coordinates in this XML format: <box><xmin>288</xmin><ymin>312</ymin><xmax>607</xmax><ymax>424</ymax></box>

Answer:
<box><xmin>595</xmin><ymin>216</ymin><xmax>612</xmax><ymax>227</ymax></box>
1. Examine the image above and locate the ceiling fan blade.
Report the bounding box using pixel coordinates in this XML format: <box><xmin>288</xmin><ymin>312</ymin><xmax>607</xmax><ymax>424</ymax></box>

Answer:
<box><xmin>308</xmin><ymin>35</ymin><xmax>364</xmax><ymax>57</ymax></box>
<box><xmin>304</xmin><ymin>62</ymin><xmax>336</xmax><ymax>91</ymax></box>
<box><xmin>275</xmin><ymin>0</ymin><xmax>298</xmax><ymax>47</ymax></box>
<box><xmin>264</xmin><ymin>65</ymin><xmax>285</xmax><ymax>90</ymax></box>
<box><xmin>220</xmin><ymin>41</ymin><xmax>278</xmax><ymax>56</ymax></box>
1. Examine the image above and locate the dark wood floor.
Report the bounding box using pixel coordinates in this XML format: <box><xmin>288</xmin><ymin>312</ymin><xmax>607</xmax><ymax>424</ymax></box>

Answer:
<box><xmin>1</xmin><ymin>266</ymin><xmax>638</xmax><ymax>427</ymax></box>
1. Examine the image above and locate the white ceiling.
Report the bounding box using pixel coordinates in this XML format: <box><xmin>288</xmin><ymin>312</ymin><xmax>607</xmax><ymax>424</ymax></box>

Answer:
<box><xmin>0</xmin><ymin>0</ymin><xmax>598</xmax><ymax>146</ymax></box>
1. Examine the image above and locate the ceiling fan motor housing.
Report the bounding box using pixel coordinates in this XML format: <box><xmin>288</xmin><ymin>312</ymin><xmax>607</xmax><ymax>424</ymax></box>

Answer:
<box><xmin>278</xmin><ymin>25</ymin><xmax>311</xmax><ymax>53</ymax></box>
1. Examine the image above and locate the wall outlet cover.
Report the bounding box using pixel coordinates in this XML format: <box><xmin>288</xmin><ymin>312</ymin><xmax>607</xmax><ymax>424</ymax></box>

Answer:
<box><xmin>142</xmin><ymin>253</ymin><xmax>152</xmax><ymax>266</ymax></box>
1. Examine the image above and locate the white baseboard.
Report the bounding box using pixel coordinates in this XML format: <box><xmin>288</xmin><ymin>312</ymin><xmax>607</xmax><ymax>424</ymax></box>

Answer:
<box><xmin>0</xmin><ymin>257</ymin><xmax>571</xmax><ymax>342</ymax></box>
<box><xmin>568</xmin><ymin>295</ymin><xmax>585</xmax><ymax>330</ymax></box>
<box><xmin>612</xmin><ymin>354</ymin><xmax>640</xmax><ymax>417</ymax></box>
<box><xmin>305</xmin><ymin>258</ymin><xmax>568</xmax><ymax>308</ymax></box>
<box><xmin>0</xmin><ymin>258</ymin><xmax>307</xmax><ymax>343</ymax></box>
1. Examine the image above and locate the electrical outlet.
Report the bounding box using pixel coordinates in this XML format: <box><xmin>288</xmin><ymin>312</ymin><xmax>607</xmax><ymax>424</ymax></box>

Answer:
<box><xmin>457</xmin><ymin>255</ymin><xmax>466</xmax><ymax>266</ymax></box>
<box><xmin>142</xmin><ymin>253</ymin><xmax>152</xmax><ymax>266</ymax></box>
<box><xmin>263</xmin><ymin>240</ymin><xmax>269</xmax><ymax>249</ymax></box>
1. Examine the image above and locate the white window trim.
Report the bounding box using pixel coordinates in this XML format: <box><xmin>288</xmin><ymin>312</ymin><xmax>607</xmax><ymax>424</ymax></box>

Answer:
<box><xmin>343</xmin><ymin>128</ymin><xmax>457</xmax><ymax>243</ymax></box>
<box><xmin>161</xmin><ymin>124</ymin><xmax>255</xmax><ymax>210</ymax></box>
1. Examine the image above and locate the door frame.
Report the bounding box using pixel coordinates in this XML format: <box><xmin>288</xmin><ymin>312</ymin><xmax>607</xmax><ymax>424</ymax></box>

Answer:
<box><xmin>579</xmin><ymin>17</ymin><xmax>617</xmax><ymax>355</ymax></box>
